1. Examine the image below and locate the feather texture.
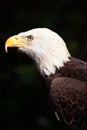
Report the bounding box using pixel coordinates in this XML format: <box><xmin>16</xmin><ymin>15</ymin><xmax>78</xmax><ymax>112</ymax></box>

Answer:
<box><xmin>47</xmin><ymin>57</ymin><xmax>87</xmax><ymax>130</ymax></box>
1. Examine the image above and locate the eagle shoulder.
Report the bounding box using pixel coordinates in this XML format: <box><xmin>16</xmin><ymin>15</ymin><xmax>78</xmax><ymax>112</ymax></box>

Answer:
<box><xmin>64</xmin><ymin>57</ymin><xmax>87</xmax><ymax>82</ymax></box>
<box><xmin>50</xmin><ymin>77</ymin><xmax>87</xmax><ymax>129</ymax></box>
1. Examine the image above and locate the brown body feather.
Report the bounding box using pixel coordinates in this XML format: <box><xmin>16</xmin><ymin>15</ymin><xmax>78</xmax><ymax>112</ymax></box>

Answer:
<box><xmin>45</xmin><ymin>57</ymin><xmax>87</xmax><ymax>130</ymax></box>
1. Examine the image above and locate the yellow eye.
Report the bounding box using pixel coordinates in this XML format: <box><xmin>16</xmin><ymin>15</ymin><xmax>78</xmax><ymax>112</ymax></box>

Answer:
<box><xmin>26</xmin><ymin>35</ymin><xmax>33</xmax><ymax>41</ymax></box>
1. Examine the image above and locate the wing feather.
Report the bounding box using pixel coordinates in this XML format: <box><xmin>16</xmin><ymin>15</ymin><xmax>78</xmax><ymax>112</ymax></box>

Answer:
<box><xmin>50</xmin><ymin>77</ymin><xmax>87</xmax><ymax>129</ymax></box>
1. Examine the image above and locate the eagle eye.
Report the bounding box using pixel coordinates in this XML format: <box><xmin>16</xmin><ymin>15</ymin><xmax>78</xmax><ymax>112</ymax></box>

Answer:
<box><xmin>26</xmin><ymin>35</ymin><xmax>33</xmax><ymax>41</ymax></box>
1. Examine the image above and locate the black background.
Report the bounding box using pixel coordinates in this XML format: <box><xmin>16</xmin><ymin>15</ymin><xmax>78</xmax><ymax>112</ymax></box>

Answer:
<box><xmin>0</xmin><ymin>0</ymin><xmax>87</xmax><ymax>129</ymax></box>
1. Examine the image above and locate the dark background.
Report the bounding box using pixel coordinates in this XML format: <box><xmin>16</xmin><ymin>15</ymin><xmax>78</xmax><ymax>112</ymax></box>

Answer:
<box><xmin>0</xmin><ymin>0</ymin><xmax>87</xmax><ymax>130</ymax></box>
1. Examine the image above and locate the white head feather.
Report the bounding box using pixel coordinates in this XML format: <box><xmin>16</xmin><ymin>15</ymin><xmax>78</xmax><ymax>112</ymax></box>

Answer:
<box><xmin>18</xmin><ymin>28</ymin><xmax>70</xmax><ymax>76</ymax></box>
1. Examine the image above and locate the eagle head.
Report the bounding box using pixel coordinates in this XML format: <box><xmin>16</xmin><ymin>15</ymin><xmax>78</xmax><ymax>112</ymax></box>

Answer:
<box><xmin>5</xmin><ymin>28</ymin><xmax>70</xmax><ymax>76</ymax></box>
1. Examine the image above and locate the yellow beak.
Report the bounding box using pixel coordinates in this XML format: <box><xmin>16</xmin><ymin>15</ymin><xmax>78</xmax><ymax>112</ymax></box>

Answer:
<box><xmin>5</xmin><ymin>35</ymin><xmax>25</xmax><ymax>52</ymax></box>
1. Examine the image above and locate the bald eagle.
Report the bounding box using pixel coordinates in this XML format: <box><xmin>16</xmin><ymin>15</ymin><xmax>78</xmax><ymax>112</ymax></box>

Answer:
<box><xmin>5</xmin><ymin>28</ymin><xmax>87</xmax><ymax>130</ymax></box>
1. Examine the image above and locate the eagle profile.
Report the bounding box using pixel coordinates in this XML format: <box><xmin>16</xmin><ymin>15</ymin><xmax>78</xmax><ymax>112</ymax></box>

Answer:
<box><xmin>5</xmin><ymin>28</ymin><xmax>87</xmax><ymax>130</ymax></box>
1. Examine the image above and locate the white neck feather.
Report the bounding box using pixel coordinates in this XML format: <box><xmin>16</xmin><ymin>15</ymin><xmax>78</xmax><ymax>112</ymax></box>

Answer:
<box><xmin>35</xmin><ymin>43</ymin><xmax>70</xmax><ymax>76</ymax></box>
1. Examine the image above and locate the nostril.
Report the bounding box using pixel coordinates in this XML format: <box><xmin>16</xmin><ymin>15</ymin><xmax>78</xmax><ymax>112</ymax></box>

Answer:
<box><xmin>15</xmin><ymin>37</ymin><xmax>18</xmax><ymax>40</ymax></box>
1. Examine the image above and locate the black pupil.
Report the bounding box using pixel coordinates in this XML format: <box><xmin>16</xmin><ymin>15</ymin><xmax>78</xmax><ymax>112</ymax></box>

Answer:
<box><xmin>27</xmin><ymin>35</ymin><xmax>33</xmax><ymax>40</ymax></box>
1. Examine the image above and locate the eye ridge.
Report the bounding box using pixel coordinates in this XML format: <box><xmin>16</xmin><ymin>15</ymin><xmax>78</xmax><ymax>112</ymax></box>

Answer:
<box><xmin>26</xmin><ymin>35</ymin><xmax>33</xmax><ymax>40</ymax></box>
